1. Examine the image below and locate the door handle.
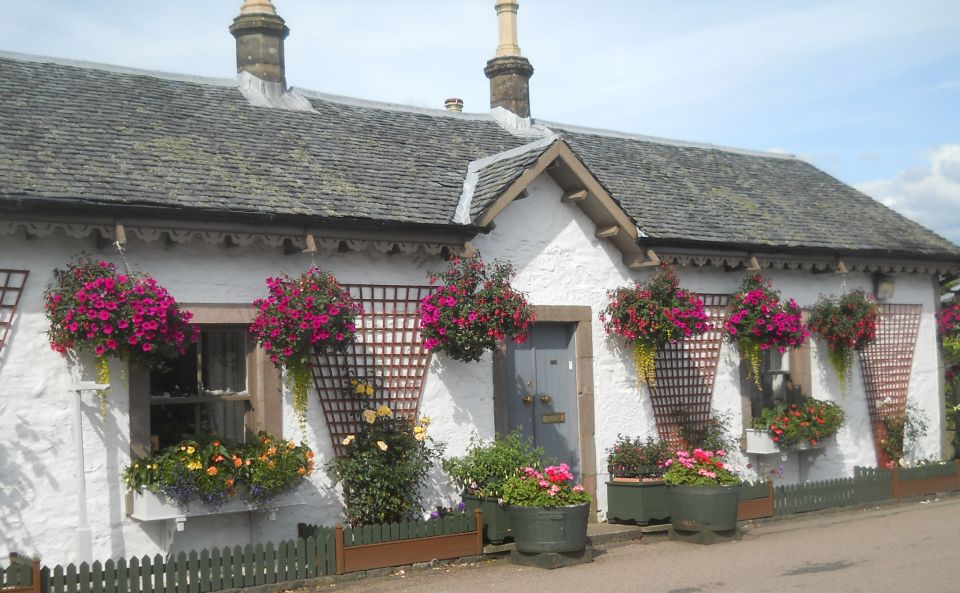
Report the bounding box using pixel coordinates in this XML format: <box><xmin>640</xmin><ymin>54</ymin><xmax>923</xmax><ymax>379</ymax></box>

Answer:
<box><xmin>540</xmin><ymin>395</ymin><xmax>553</xmax><ymax>404</ymax></box>
<box><xmin>521</xmin><ymin>395</ymin><xmax>534</xmax><ymax>405</ymax></box>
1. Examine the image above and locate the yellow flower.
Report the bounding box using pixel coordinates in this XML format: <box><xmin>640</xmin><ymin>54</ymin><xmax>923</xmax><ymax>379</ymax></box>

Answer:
<box><xmin>377</xmin><ymin>440</ymin><xmax>388</xmax><ymax>451</ymax></box>
<box><xmin>420</xmin><ymin>416</ymin><xmax>431</xmax><ymax>426</ymax></box>
<box><xmin>376</xmin><ymin>405</ymin><xmax>393</xmax><ymax>418</ymax></box>
<box><xmin>187</xmin><ymin>461</ymin><xmax>202</xmax><ymax>471</ymax></box>
<box><xmin>413</xmin><ymin>425</ymin><xmax>425</xmax><ymax>434</ymax></box>
<box><xmin>365</xmin><ymin>385</ymin><xmax>374</xmax><ymax>396</ymax></box>
<box><xmin>355</xmin><ymin>384</ymin><xmax>366</xmax><ymax>394</ymax></box>
<box><xmin>351</xmin><ymin>379</ymin><xmax>359</xmax><ymax>386</ymax></box>
<box><xmin>342</xmin><ymin>434</ymin><xmax>356</xmax><ymax>446</ymax></box>
<box><xmin>414</xmin><ymin>432</ymin><xmax>427</xmax><ymax>442</ymax></box>
<box><xmin>363</xmin><ymin>409</ymin><xmax>377</xmax><ymax>424</ymax></box>
<box><xmin>186</xmin><ymin>446</ymin><xmax>196</xmax><ymax>455</ymax></box>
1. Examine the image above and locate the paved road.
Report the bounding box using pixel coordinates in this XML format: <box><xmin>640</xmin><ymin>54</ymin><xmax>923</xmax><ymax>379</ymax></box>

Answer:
<box><xmin>315</xmin><ymin>497</ymin><xmax>960</xmax><ymax>593</ymax></box>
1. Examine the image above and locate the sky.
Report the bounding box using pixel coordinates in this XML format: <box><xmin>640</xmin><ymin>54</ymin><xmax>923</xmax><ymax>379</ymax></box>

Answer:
<box><xmin>2</xmin><ymin>0</ymin><xmax>959</xmax><ymax>243</ymax></box>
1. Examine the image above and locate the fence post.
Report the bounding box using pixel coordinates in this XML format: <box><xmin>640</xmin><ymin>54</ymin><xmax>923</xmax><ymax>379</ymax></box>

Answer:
<box><xmin>473</xmin><ymin>509</ymin><xmax>484</xmax><ymax>554</ymax></box>
<box><xmin>334</xmin><ymin>526</ymin><xmax>345</xmax><ymax>576</ymax></box>
<box><xmin>891</xmin><ymin>466</ymin><xmax>902</xmax><ymax>498</ymax></box>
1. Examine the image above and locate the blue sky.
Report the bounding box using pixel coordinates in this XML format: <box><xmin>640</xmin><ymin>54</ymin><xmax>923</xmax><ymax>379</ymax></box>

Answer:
<box><xmin>2</xmin><ymin>0</ymin><xmax>959</xmax><ymax>242</ymax></box>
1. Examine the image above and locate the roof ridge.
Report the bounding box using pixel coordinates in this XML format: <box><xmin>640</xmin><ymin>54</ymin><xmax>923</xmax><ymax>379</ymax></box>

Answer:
<box><xmin>541</xmin><ymin>119</ymin><xmax>797</xmax><ymax>160</ymax></box>
<box><xmin>292</xmin><ymin>87</ymin><xmax>496</xmax><ymax>121</ymax></box>
<box><xmin>0</xmin><ymin>50</ymin><xmax>237</xmax><ymax>88</ymax></box>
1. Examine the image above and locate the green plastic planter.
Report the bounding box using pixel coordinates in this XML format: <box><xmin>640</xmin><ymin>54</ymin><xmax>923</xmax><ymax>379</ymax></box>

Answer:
<box><xmin>462</xmin><ymin>494</ymin><xmax>512</xmax><ymax>544</ymax></box>
<box><xmin>507</xmin><ymin>503</ymin><xmax>590</xmax><ymax>553</ymax></box>
<box><xmin>667</xmin><ymin>484</ymin><xmax>742</xmax><ymax>533</ymax></box>
<box><xmin>606</xmin><ymin>480</ymin><xmax>670</xmax><ymax>525</ymax></box>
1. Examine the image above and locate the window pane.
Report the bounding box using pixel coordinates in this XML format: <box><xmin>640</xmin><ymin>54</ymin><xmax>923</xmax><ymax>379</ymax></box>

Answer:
<box><xmin>150</xmin><ymin>342</ymin><xmax>199</xmax><ymax>396</ymax></box>
<box><xmin>201</xmin><ymin>328</ymin><xmax>247</xmax><ymax>394</ymax></box>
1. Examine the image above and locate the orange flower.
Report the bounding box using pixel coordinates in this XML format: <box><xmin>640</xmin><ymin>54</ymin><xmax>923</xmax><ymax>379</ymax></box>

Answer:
<box><xmin>268</xmin><ymin>461</ymin><xmax>276</xmax><ymax>469</ymax></box>
<box><xmin>213</xmin><ymin>454</ymin><xmax>225</xmax><ymax>463</ymax></box>
<box><xmin>207</xmin><ymin>466</ymin><xmax>219</xmax><ymax>476</ymax></box>
<box><xmin>260</xmin><ymin>454</ymin><xmax>268</xmax><ymax>462</ymax></box>
<box><xmin>233</xmin><ymin>457</ymin><xmax>243</xmax><ymax>468</ymax></box>
<box><xmin>267</xmin><ymin>446</ymin><xmax>278</xmax><ymax>456</ymax></box>
<box><xmin>226</xmin><ymin>478</ymin><xmax>235</xmax><ymax>487</ymax></box>
<box><xmin>306</xmin><ymin>450</ymin><xmax>315</xmax><ymax>459</ymax></box>
<box><xmin>297</xmin><ymin>467</ymin><xmax>307</xmax><ymax>475</ymax></box>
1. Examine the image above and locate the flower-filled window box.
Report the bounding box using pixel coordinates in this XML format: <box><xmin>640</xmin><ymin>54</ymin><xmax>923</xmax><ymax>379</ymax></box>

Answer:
<box><xmin>419</xmin><ymin>255</ymin><xmax>535</xmax><ymax>363</ymax></box>
<box><xmin>747</xmin><ymin>398</ymin><xmax>845</xmax><ymax>454</ymax></box>
<box><xmin>600</xmin><ymin>265</ymin><xmax>709</xmax><ymax>385</ymax></box>
<box><xmin>124</xmin><ymin>432</ymin><xmax>314</xmax><ymax>525</ymax></box>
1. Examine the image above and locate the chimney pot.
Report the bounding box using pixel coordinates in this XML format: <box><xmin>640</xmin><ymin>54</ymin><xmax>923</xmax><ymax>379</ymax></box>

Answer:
<box><xmin>485</xmin><ymin>0</ymin><xmax>533</xmax><ymax>118</ymax></box>
<box><xmin>444</xmin><ymin>98</ymin><xmax>464</xmax><ymax>113</ymax></box>
<box><xmin>230</xmin><ymin>0</ymin><xmax>289</xmax><ymax>86</ymax></box>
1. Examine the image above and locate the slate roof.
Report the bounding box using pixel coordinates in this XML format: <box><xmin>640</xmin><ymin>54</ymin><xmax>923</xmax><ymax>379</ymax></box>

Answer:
<box><xmin>466</xmin><ymin>138</ymin><xmax>556</xmax><ymax>221</ymax></box>
<box><xmin>1</xmin><ymin>52</ymin><xmax>957</xmax><ymax>259</ymax></box>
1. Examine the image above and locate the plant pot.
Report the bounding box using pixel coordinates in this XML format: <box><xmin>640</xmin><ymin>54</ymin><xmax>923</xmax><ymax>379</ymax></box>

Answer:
<box><xmin>667</xmin><ymin>484</ymin><xmax>741</xmax><ymax>533</ymax></box>
<box><xmin>744</xmin><ymin>429</ymin><xmax>834</xmax><ymax>455</ymax></box>
<box><xmin>606</xmin><ymin>480</ymin><xmax>669</xmax><ymax>525</ymax></box>
<box><xmin>507</xmin><ymin>503</ymin><xmax>590</xmax><ymax>554</ymax></box>
<box><xmin>462</xmin><ymin>494</ymin><xmax>512</xmax><ymax>544</ymax></box>
<box><xmin>130</xmin><ymin>489</ymin><xmax>303</xmax><ymax>522</ymax></box>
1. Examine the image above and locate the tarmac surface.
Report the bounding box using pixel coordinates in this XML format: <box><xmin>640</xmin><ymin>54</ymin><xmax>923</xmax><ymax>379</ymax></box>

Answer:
<box><xmin>311</xmin><ymin>496</ymin><xmax>960</xmax><ymax>593</ymax></box>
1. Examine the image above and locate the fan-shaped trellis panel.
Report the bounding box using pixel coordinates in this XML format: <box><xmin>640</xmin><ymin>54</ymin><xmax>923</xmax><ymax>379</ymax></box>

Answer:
<box><xmin>0</xmin><ymin>269</ymin><xmax>29</xmax><ymax>353</ymax></box>
<box><xmin>649</xmin><ymin>294</ymin><xmax>730</xmax><ymax>448</ymax></box>
<box><xmin>858</xmin><ymin>303</ymin><xmax>922</xmax><ymax>466</ymax></box>
<box><xmin>310</xmin><ymin>284</ymin><xmax>434</xmax><ymax>454</ymax></box>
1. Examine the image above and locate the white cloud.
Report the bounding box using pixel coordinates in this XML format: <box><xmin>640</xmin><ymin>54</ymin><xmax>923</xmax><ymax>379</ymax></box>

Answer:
<box><xmin>857</xmin><ymin>145</ymin><xmax>960</xmax><ymax>245</ymax></box>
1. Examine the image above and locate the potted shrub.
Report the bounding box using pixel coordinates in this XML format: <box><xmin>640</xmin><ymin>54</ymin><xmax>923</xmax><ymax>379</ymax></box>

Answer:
<box><xmin>45</xmin><ymin>256</ymin><xmax>198</xmax><ymax>410</ymax></box>
<box><xmin>250</xmin><ymin>267</ymin><xmax>360</xmax><ymax>427</ymax></box>
<box><xmin>600</xmin><ymin>264</ymin><xmax>709</xmax><ymax>385</ymax></box>
<box><xmin>723</xmin><ymin>274</ymin><xmax>808</xmax><ymax>388</ymax></box>
<box><xmin>330</xmin><ymin>401</ymin><xmax>442</xmax><ymax>525</ymax></box>
<box><xmin>501</xmin><ymin>464</ymin><xmax>592</xmax><ymax>554</ymax></box>
<box><xmin>807</xmin><ymin>290</ymin><xmax>879</xmax><ymax>391</ymax></box>
<box><xmin>746</xmin><ymin>398</ymin><xmax>845</xmax><ymax>454</ymax></box>
<box><xmin>419</xmin><ymin>255</ymin><xmax>535</xmax><ymax>363</ymax></box>
<box><xmin>605</xmin><ymin>435</ymin><xmax>671</xmax><ymax>525</ymax></box>
<box><xmin>663</xmin><ymin>449</ymin><xmax>741</xmax><ymax>536</ymax></box>
<box><xmin>124</xmin><ymin>432</ymin><xmax>315</xmax><ymax>521</ymax></box>
<box><xmin>442</xmin><ymin>431</ymin><xmax>546</xmax><ymax>543</ymax></box>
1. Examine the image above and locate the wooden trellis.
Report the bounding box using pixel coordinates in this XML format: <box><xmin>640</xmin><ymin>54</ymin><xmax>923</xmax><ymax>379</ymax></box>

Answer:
<box><xmin>0</xmin><ymin>269</ymin><xmax>29</xmax><ymax>354</ymax></box>
<box><xmin>649</xmin><ymin>294</ymin><xmax>729</xmax><ymax>448</ymax></box>
<box><xmin>310</xmin><ymin>284</ymin><xmax>434</xmax><ymax>454</ymax></box>
<box><xmin>858</xmin><ymin>303</ymin><xmax>922</xmax><ymax>465</ymax></box>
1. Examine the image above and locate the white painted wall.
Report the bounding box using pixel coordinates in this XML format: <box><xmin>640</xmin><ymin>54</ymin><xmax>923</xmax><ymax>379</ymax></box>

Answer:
<box><xmin>0</xmin><ymin>172</ymin><xmax>945</xmax><ymax>563</ymax></box>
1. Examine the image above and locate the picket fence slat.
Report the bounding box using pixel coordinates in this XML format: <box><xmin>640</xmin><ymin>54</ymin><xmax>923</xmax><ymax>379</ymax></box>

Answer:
<box><xmin>198</xmin><ymin>549</ymin><xmax>211</xmax><ymax>593</ymax></box>
<box><xmin>264</xmin><ymin>543</ymin><xmax>276</xmax><ymax>585</ymax></box>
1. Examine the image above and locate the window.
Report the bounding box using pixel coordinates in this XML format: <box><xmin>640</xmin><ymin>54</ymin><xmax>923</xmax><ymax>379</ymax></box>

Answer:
<box><xmin>149</xmin><ymin>326</ymin><xmax>251</xmax><ymax>449</ymax></box>
<box><xmin>741</xmin><ymin>343</ymin><xmax>812</xmax><ymax>426</ymax></box>
<box><xmin>129</xmin><ymin>305</ymin><xmax>281</xmax><ymax>456</ymax></box>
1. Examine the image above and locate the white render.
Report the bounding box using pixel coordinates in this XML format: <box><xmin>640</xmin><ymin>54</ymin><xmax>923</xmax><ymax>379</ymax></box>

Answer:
<box><xmin>0</xmin><ymin>171</ymin><xmax>947</xmax><ymax>565</ymax></box>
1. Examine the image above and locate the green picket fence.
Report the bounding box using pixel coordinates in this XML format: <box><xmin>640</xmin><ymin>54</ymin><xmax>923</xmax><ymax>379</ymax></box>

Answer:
<box><xmin>300</xmin><ymin>512</ymin><xmax>478</xmax><ymax>548</ymax></box>
<box><xmin>898</xmin><ymin>462</ymin><xmax>959</xmax><ymax>481</ymax></box>
<box><xmin>39</xmin><ymin>537</ymin><xmax>334</xmax><ymax>593</ymax></box>
<box><xmin>0</xmin><ymin>557</ymin><xmax>39</xmax><ymax>592</ymax></box>
<box><xmin>774</xmin><ymin>466</ymin><xmax>892</xmax><ymax>516</ymax></box>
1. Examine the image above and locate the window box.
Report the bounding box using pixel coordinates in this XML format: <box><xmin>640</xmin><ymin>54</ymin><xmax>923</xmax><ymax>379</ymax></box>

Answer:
<box><xmin>130</xmin><ymin>489</ymin><xmax>303</xmax><ymax>523</ymax></box>
<box><xmin>743</xmin><ymin>429</ymin><xmax>833</xmax><ymax>455</ymax></box>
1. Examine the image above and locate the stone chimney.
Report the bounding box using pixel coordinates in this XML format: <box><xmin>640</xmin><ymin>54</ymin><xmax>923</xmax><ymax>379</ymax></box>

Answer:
<box><xmin>230</xmin><ymin>0</ymin><xmax>290</xmax><ymax>87</ymax></box>
<box><xmin>484</xmin><ymin>0</ymin><xmax>534</xmax><ymax>118</ymax></box>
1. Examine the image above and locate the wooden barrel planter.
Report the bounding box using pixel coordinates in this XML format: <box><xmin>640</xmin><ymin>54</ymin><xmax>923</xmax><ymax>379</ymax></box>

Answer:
<box><xmin>605</xmin><ymin>480</ymin><xmax>670</xmax><ymax>525</ymax></box>
<box><xmin>667</xmin><ymin>484</ymin><xmax>741</xmax><ymax>534</ymax></box>
<box><xmin>507</xmin><ymin>503</ymin><xmax>590</xmax><ymax>554</ymax></box>
<box><xmin>462</xmin><ymin>494</ymin><xmax>512</xmax><ymax>544</ymax></box>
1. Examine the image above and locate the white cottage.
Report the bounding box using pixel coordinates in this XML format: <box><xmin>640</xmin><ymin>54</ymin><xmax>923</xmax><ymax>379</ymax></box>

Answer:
<box><xmin>1</xmin><ymin>0</ymin><xmax>957</xmax><ymax>566</ymax></box>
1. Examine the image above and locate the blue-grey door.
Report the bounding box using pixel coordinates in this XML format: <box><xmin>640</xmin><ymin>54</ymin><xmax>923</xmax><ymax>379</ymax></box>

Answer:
<box><xmin>506</xmin><ymin>323</ymin><xmax>580</xmax><ymax>478</ymax></box>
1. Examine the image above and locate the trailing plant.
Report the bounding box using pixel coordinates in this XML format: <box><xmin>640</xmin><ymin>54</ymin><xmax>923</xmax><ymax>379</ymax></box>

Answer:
<box><xmin>442</xmin><ymin>430</ymin><xmax>547</xmax><ymax>499</ymax></box>
<box><xmin>662</xmin><ymin>449</ymin><xmax>741</xmax><ymax>487</ymax></box>
<box><xmin>122</xmin><ymin>432</ymin><xmax>314</xmax><ymax>509</ymax></box>
<box><xmin>250</xmin><ymin>267</ymin><xmax>360</xmax><ymax>428</ymax></box>
<box><xmin>724</xmin><ymin>274</ymin><xmax>808</xmax><ymax>387</ymax></box>
<box><xmin>605</xmin><ymin>434</ymin><xmax>670</xmax><ymax>479</ymax></box>
<box><xmin>752</xmin><ymin>398</ymin><xmax>845</xmax><ymax>449</ymax></box>
<box><xmin>880</xmin><ymin>403</ymin><xmax>929</xmax><ymax>467</ymax></box>
<box><xmin>44</xmin><ymin>256</ymin><xmax>198</xmax><ymax>411</ymax></box>
<box><xmin>501</xmin><ymin>464</ymin><xmax>591</xmax><ymax>507</ymax></box>
<box><xmin>419</xmin><ymin>255</ymin><xmax>536</xmax><ymax>363</ymax></box>
<box><xmin>330</xmin><ymin>380</ymin><xmax>443</xmax><ymax>525</ymax></box>
<box><xmin>807</xmin><ymin>290</ymin><xmax>879</xmax><ymax>391</ymax></box>
<box><xmin>600</xmin><ymin>264</ymin><xmax>709</xmax><ymax>386</ymax></box>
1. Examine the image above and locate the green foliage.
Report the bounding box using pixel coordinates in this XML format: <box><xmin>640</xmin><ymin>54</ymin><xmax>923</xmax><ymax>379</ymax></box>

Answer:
<box><xmin>329</xmin><ymin>381</ymin><xmax>443</xmax><ymax>525</ymax></box>
<box><xmin>752</xmin><ymin>398</ymin><xmax>845</xmax><ymax>449</ymax></box>
<box><xmin>662</xmin><ymin>449</ymin><xmax>741</xmax><ymax>486</ymax></box>
<box><xmin>442</xmin><ymin>430</ymin><xmax>546</xmax><ymax>499</ymax></box>
<box><xmin>501</xmin><ymin>464</ymin><xmax>591</xmax><ymax>507</ymax></box>
<box><xmin>605</xmin><ymin>434</ymin><xmax>670</xmax><ymax>478</ymax></box>
<box><xmin>123</xmin><ymin>432</ymin><xmax>314</xmax><ymax>508</ymax></box>
<box><xmin>677</xmin><ymin>410</ymin><xmax>738</xmax><ymax>453</ymax></box>
<box><xmin>880</xmin><ymin>403</ymin><xmax>929</xmax><ymax>466</ymax></box>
